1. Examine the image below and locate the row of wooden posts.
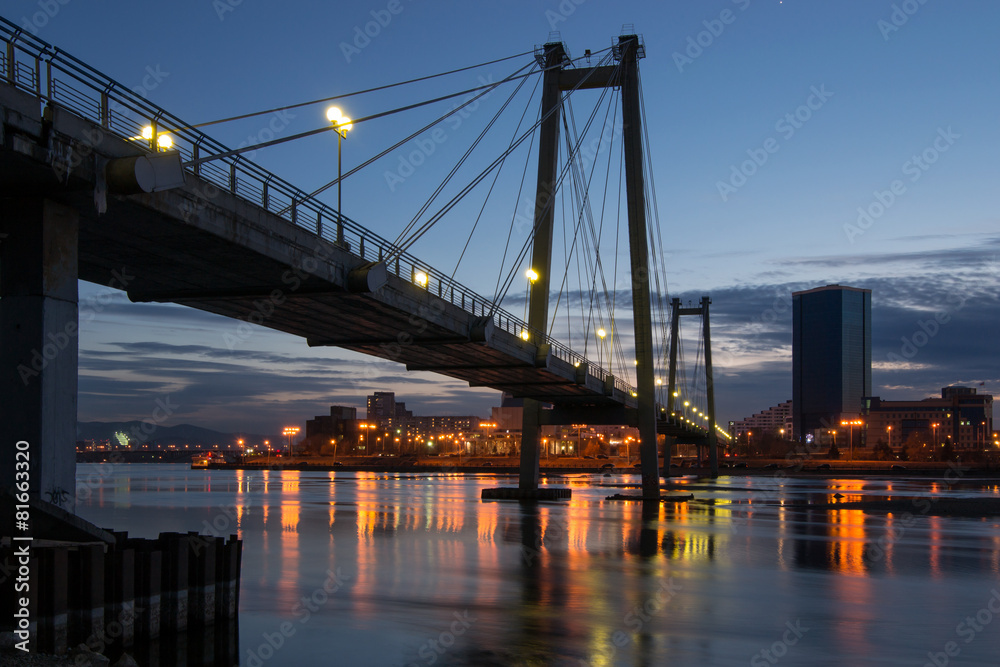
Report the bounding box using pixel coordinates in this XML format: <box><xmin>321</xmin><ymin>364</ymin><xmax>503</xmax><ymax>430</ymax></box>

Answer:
<box><xmin>14</xmin><ymin>531</ymin><xmax>241</xmax><ymax>655</ymax></box>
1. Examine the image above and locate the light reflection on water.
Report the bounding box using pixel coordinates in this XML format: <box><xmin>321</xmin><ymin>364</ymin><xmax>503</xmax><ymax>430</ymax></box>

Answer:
<box><xmin>77</xmin><ymin>464</ymin><xmax>1000</xmax><ymax>666</ymax></box>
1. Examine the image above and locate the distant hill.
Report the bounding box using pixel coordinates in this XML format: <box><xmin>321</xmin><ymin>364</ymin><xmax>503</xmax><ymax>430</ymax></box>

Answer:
<box><xmin>77</xmin><ymin>421</ymin><xmax>277</xmax><ymax>448</ymax></box>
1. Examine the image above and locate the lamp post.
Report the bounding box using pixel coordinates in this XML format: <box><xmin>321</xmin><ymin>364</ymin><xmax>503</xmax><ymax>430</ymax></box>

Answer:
<box><xmin>596</xmin><ymin>328</ymin><xmax>607</xmax><ymax>373</ymax></box>
<box><xmin>840</xmin><ymin>419</ymin><xmax>862</xmax><ymax>462</ymax></box>
<box><xmin>326</xmin><ymin>107</ymin><xmax>352</xmax><ymax>247</ymax></box>
<box><xmin>283</xmin><ymin>426</ymin><xmax>300</xmax><ymax>458</ymax></box>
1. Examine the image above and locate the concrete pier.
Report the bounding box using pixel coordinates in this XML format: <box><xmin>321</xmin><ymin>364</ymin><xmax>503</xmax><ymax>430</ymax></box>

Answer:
<box><xmin>0</xmin><ymin>198</ymin><xmax>79</xmax><ymax>504</ymax></box>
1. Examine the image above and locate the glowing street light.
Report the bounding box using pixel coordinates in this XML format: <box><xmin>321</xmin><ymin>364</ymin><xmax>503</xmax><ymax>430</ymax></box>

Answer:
<box><xmin>596</xmin><ymin>328</ymin><xmax>608</xmax><ymax>369</ymax></box>
<box><xmin>525</xmin><ymin>268</ymin><xmax>539</xmax><ymax>282</ymax></box>
<box><xmin>139</xmin><ymin>125</ymin><xmax>174</xmax><ymax>152</ymax></box>
<box><xmin>841</xmin><ymin>419</ymin><xmax>863</xmax><ymax>461</ymax></box>
<box><xmin>283</xmin><ymin>426</ymin><xmax>300</xmax><ymax>458</ymax></box>
<box><xmin>326</xmin><ymin>106</ymin><xmax>352</xmax><ymax>246</ymax></box>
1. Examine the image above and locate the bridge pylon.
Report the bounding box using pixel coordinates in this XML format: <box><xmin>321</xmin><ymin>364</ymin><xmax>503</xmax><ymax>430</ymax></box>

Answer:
<box><xmin>667</xmin><ymin>297</ymin><xmax>719</xmax><ymax>477</ymax></box>
<box><xmin>515</xmin><ymin>34</ymin><xmax>664</xmax><ymax>499</ymax></box>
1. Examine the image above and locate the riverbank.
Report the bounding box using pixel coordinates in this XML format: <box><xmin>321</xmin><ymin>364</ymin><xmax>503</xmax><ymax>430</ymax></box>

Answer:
<box><xmin>203</xmin><ymin>455</ymin><xmax>1000</xmax><ymax>477</ymax></box>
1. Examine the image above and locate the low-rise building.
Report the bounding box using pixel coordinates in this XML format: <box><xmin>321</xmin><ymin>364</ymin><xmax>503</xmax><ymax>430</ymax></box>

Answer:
<box><xmin>864</xmin><ymin>386</ymin><xmax>994</xmax><ymax>452</ymax></box>
<box><xmin>730</xmin><ymin>400</ymin><xmax>793</xmax><ymax>438</ymax></box>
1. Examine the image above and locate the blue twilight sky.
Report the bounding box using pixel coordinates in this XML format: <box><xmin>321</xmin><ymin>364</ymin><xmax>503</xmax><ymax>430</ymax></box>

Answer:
<box><xmin>12</xmin><ymin>0</ymin><xmax>998</xmax><ymax>434</ymax></box>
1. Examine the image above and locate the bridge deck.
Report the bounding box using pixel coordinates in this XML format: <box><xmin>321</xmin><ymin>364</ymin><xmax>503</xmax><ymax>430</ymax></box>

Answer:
<box><xmin>0</xmin><ymin>76</ymin><xmax>711</xmax><ymax>439</ymax></box>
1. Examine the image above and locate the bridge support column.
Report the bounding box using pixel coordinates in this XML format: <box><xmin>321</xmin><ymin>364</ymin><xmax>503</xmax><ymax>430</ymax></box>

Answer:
<box><xmin>702</xmin><ymin>297</ymin><xmax>719</xmax><ymax>478</ymax></box>
<box><xmin>518</xmin><ymin>41</ymin><xmax>566</xmax><ymax>492</ymax></box>
<box><xmin>519</xmin><ymin>398</ymin><xmax>543</xmax><ymax>491</ymax></box>
<box><xmin>1</xmin><ymin>198</ymin><xmax>79</xmax><ymax>507</ymax></box>
<box><xmin>620</xmin><ymin>35</ymin><xmax>662</xmax><ymax>496</ymax></box>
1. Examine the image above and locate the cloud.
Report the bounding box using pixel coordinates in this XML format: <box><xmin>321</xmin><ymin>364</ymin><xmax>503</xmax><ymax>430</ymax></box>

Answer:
<box><xmin>76</xmin><ymin>231</ymin><xmax>999</xmax><ymax>431</ymax></box>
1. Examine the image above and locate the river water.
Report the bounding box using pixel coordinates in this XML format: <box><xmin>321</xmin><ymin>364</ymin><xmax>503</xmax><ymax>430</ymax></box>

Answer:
<box><xmin>75</xmin><ymin>464</ymin><xmax>1000</xmax><ymax>666</ymax></box>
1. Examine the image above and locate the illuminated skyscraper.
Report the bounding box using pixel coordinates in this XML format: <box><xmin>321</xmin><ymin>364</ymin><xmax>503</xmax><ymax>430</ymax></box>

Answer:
<box><xmin>792</xmin><ymin>285</ymin><xmax>872</xmax><ymax>441</ymax></box>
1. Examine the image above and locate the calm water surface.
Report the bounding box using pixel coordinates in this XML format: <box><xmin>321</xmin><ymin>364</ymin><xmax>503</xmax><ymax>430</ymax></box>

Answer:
<box><xmin>76</xmin><ymin>464</ymin><xmax>1000</xmax><ymax>666</ymax></box>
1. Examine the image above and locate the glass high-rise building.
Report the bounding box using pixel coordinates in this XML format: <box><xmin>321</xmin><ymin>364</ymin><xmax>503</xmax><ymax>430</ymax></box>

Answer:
<box><xmin>792</xmin><ymin>285</ymin><xmax>872</xmax><ymax>441</ymax></box>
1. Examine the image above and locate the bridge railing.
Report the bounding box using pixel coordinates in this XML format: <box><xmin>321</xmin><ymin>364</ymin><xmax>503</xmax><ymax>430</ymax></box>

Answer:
<box><xmin>1</xmin><ymin>17</ymin><xmax>638</xmax><ymax>398</ymax></box>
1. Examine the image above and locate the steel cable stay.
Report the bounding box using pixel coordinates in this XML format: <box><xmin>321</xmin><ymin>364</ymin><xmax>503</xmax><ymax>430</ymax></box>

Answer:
<box><xmin>184</xmin><ymin>59</ymin><xmax>540</xmax><ymax>170</ymax></box>
<box><xmin>483</xmin><ymin>52</ymin><xmax>622</xmax><ymax>315</ymax></box>
<box><xmin>491</xmin><ymin>104</ymin><xmax>540</xmax><ymax>312</ymax></box>
<box><xmin>387</xmin><ymin>49</ymin><xmax>618</xmax><ymax>264</ymax></box>
<box><xmin>450</xmin><ymin>72</ymin><xmax>544</xmax><ymax>282</ymax></box>
<box><xmin>587</xmin><ymin>130</ymin><xmax>623</xmax><ymax>382</ymax></box>
<box><xmin>586</xmin><ymin>119</ymin><xmax>624</xmax><ymax>368</ymax></box>
<box><xmin>488</xmin><ymin>53</ymin><xmax>623</xmax><ymax>309</ymax></box>
<box><xmin>388</xmin><ymin>64</ymin><xmax>535</xmax><ymax>256</ymax></box>
<box><xmin>554</xmin><ymin>84</ymin><xmax>622</xmax><ymax>368</ymax></box>
<box><xmin>187</xmin><ymin>45</ymin><xmax>612</xmax><ymax>132</ymax></box>
<box><xmin>546</xmin><ymin>85</ymin><xmax>618</xmax><ymax>340</ymax></box>
<box><xmin>188</xmin><ymin>50</ymin><xmax>539</xmax><ymax>130</ymax></box>
<box><xmin>488</xmin><ymin>88</ymin><xmax>617</xmax><ymax>328</ymax></box>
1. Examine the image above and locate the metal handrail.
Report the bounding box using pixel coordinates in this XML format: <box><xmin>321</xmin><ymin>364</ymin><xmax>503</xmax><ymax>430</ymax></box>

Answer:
<box><xmin>0</xmin><ymin>16</ymin><xmax>640</xmax><ymax>399</ymax></box>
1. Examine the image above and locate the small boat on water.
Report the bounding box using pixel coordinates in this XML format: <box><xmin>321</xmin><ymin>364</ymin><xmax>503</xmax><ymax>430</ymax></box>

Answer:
<box><xmin>191</xmin><ymin>452</ymin><xmax>212</xmax><ymax>468</ymax></box>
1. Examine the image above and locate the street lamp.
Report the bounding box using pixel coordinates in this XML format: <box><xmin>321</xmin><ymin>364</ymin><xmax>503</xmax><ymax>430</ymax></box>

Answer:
<box><xmin>139</xmin><ymin>125</ymin><xmax>174</xmax><ymax>151</ymax></box>
<box><xmin>840</xmin><ymin>419</ymin><xmax>862</xmax><ymax>462</ymax></box>
<box><xmin>326</xmin><ymin>106</ymin><xmax>352</xmax><ymax>247</ymax></box>
<box><xmin>596</xmin><ymin>328</ymin><xmax>607</xmax><ymax>370</ymax></box>
<box><xmin>283</xmin><ymin>426</ymin><xmax>300</xmax><ymax>458</ymax></box>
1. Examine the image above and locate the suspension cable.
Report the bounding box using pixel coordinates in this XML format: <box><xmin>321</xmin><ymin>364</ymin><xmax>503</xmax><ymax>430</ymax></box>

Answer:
<box><xmin>190</xmin><ymin>50</ymin><xmax>537</xmax><ymax>129</ymax></box>
<box><xmin>489</xmin><ymin>53</ymin><xmax>622</xmax><ymax>317</ymax></box>
<box><xmin>389</xmin><ymin>66</ymin><xmax>534</xmax><ymax>252</ymax></box>
<box><xmin>392</xmin><ymin>50</ymin><xmax>617</xmax><ymax>267</ymax></box>
<box><xmin>451</xmin><ymin>74</ymin><xmax>543</xmax><ymax>280</ymax></box>
<box><xmin>186</xmin><ymin>60</ymin><xmax>538</xmax><ymax>169</ymax></box>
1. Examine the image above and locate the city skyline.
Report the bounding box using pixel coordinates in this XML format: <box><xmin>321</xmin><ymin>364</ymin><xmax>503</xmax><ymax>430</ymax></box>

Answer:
<box><xmin>16</xmin><ymin>1</ymin><xmax>995</xmax><ymax>433</ymax></box>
